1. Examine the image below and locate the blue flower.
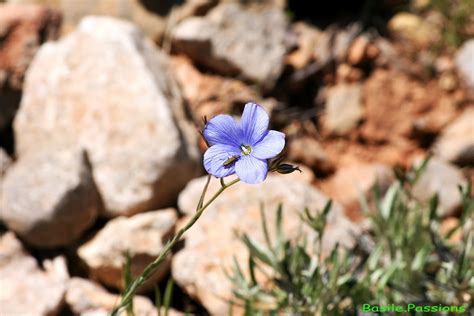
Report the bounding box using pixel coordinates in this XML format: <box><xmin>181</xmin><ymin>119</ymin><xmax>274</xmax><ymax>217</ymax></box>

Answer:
<box><xmin>203</xmin><ymin>102</ymin><xmax>285</xmax><ymax>184</ymax></box>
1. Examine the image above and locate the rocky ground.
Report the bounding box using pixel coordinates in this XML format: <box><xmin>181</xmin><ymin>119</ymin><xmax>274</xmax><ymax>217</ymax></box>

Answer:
<box><xmin>0</xmin><ymin>0</ymin><xmax>473</xmax><ymax>315</ymax></box>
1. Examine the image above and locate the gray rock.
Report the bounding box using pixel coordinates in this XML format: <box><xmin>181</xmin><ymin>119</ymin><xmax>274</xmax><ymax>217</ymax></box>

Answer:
<box><xmin>78</xmin><ymin>208</ymin><xmax>177</xmax><ymax>291</ymax></box>
<box><xmin>455</xmin><ymin>39</ymin><xmax>474</xmax><ymax>89</ymax></box>
<box><xmin>433</xmin><ymin>108</ymin><xmax>474</xmax><ymax>166</ymax></box>
<box><xmin>173</xmin><ymin>174</ymin><xmax>359</xmax><ymax>315</ymax></box>
<box><xmin>412</xmin><ymin>158</ymin><xmax>466</xmax><ymax>217</ymax></box>
<box><xmin>0</xmin><ymin>148</ymin><xmax>100</xmax><ymax>247</ymax></box>
<box><xmin>172</xmin><ymin>3</ymin><xmax>287</xmax><ymax>90</ymax></box>
<box><xmin>323</xmin><ymin>83</ymin><xmax>364</xmax><ymax>135</ymax></box>
<box><xmin>14</xmin><ymin>16</ymin><xmax>200</xmax><ymax>217</ymax></box>
<box><xmin>0</xmin><ymin>231</ymin><xmax>69</xmax><ymax>315</ymax></box>
<box><xmin>66</xmin><ymin>277</ymin><xmax>183</xmax><ymax>316</ymax></box>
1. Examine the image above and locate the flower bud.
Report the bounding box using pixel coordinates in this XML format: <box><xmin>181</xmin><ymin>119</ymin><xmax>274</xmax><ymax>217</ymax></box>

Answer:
<box><xmin>276</xmin><ymin>163</ymin><xmax>301</xmax><ymax>174</ymax></box>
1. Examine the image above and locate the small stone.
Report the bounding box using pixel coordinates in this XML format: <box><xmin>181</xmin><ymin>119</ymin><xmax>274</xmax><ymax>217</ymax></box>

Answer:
<box><xmin>323</xmin><ymin>83</ymin><xmax>364</xmax><ymax>135</ymax></box>
<box><xmin>172</xmin><ymin>3</ymin><xmax>288</xmax><ymax>90</ymax></box>
<box><xmin>332</xmin><ymin>24</ymin><xmax>361</xmax><ymax>63</ymax></box>
<box><xmin>347</xmin><ymin>35</ymin><xmax>370</xmax><ymax>65</ymax></box>
<box><xmin>435</xmin><ymin>56</ymin><xmax>455</xmax><ymax>73</ymax></box>
<box><xmin>286</xmin><ymin>22</ymin><xmax>323</xmax><ymax>69</ymax></box>
<box><xmin>0</xmin><ymin>232</ymin><xmax>69</xmax><ymax>315</ymax></box>
<box><xmin>336</xmin><ymin>63</ymin><xmax>363</xmax><ymax>82</ymax></box>
<box><xmin>388</xmin><ymin>12</ymin><xmax>440</xmax><ymax>49</ymax></box>
<box><xmin>78</xmin><ymin>209</ymin><xmax>177</xmax><ymax>291</ymax></box>
<box><xmin>439</xmin><ymin>72</ymin><xmax>457</xmax><ymax>92</ymax></box>
<box><xmin>412</xmin><ymin>158</ymin><xmax>466</xmax><ymax>217</ymax></box>
<box><xmin>0</xmin><ymin>148</ymin><xmax>100</xmax><ymax>247</ymax></box>
<box><xmin>66</xmin><ymin>277</ymin><xmax>183</xmax><ymax>316</ymax></box>
<box><xmin>439</xmin><ymin>217</ymin><xmax>463</xmax><ymax>243</ymax></box>
<box><xmin>173</xmin><ymin>175</ymin><xmax>359</xmax><ymax>315</ymax></box>
<box><xmin>14</xmin><ymin>16</ymin><xmax>200</xmax><ymax>217</ymax></box>
<box><xmin>455</xmin><ymin>39</ymin><xmax>474</xmax><ymax>90</ymax></box>
<box><xmin>433</xmin><ymin>109</ymin><xmax>474</xmax><ymax>166</ymax></box>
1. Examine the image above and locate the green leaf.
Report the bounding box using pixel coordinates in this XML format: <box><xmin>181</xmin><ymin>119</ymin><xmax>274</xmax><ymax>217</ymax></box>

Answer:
<box><xmin>411</xmin><ymin>247</ymin><xmax>429</xmax><ymax>271</ymax></box>
<box><xmin>275</xmin><ymin>204</ymin><xmax>284</xmax><ymax>258</ymax></box>
<box><xmin>259</xmin><ymin>204</ymin><xmax>273</xmax><ymax>250</ymax></box>
<box><xmin>242</xmin><ymin>234</ymin><xmax>276</xmax><ymax>267</ymax></box>
<box><xmin>122</xmin><ymin>251</ymin><xmax>134</xmax><ymax>316</ymax></box>
<box><xmin>381</xmin><ymin>182</ymin><xmax>400</xmax><ymax>219</ymax></box>
<box><xmin>155</xmin><ymin>286</ymin><xmax>162</xmax><ymax>316</ymax></box>
<box><xmin>411</xmin><ymin>155</ymin><xmax>431</xmax><ymax>185</ymax></box>
<box><xmin>428</xmin><ymin>194</ymin><xmax>439</xmax><ymax>221</ymax></box>
<box><xmin>163</xmin><ymin>278</ymin><xmax>174</xmax><ymax>316</ymax></box>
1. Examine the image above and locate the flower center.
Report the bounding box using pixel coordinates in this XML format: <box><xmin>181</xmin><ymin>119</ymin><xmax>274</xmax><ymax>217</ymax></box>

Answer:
<box><xmin>240</xmin><ymin>144</ymin><xmax>252</xmax><ymax>155</ymax></box>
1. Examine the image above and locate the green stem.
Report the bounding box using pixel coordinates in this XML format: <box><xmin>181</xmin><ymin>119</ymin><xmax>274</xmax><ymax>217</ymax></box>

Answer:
<box><xmin>111</xmin><ymin>176</ymin><xmax>240</xmax><ymax>316</ymax></box>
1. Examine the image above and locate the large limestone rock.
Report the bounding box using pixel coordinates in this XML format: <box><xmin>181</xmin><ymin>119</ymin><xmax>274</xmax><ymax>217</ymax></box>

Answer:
<box><xmin>412</xmin><ymin>157</ymin><xmax>466</xmax><ymax>217</ymax></box>
<box><xmin>0</xmin><ymin>232</ymin><xmax>69</xmax><ymax>315</ymax></box>
<box><xmin>0</xmin><ymin>148</ymin><xmax>100</xmax><ymax>247</ymax></box>
<box><xmin>66</xmin><ymin>277</ymin><xmax>183</xmax><ymax>316</ymax></box>
<box><xmin>78</xmin><ymin>209</ymin><xmax>177</xmax><ymax>291</ymax></box>
<box><xmin>433</xmin><ymin>109</ymin><xmax>474</xmax><ymax>166</ymax></box>
<box><xmin>172</xmin><ymin>3</ymin><xmax>288</xmax><ymax>89</ymax></box>
<box><xmin>173</xmin><ymin>174</ymin><xmax>359</xmax><ymax>315</ymax></box>
<box><xmin>14</xmin><ymin>16</ymin><xmax>200</xmax><ymax>217</ymax></box>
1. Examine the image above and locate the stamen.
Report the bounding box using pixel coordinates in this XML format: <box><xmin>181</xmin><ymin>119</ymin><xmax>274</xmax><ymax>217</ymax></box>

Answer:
<box><xmin>240</xmin><ymin>145</ymin><xmax>252</xmax><ymax>155</ymax></box>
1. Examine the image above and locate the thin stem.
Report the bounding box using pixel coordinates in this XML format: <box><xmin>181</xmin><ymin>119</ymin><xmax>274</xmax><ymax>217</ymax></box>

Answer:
<box><xmin>111</xmin><ymin>177</ymin><xmax>240</xmax><ymax>316</ymax></box>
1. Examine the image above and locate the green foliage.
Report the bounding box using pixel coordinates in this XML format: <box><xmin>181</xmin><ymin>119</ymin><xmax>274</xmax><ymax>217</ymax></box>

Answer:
<box><xmin>123</xmin><ymin>251</ymin><xmax>135</xmax><ymax>316</ymax></box>
<box><xmin>229</xmin><ymin>159</ymin><xmax>473</xmax><ymax>315</ymax></box>
<box><xmin>430</xmin><ymin>0</ymin><xmax>474</xmax><ymax>48</ymax></box>
<box><xmin>155</xmin><ymin>278</ymin><xmax>174</xmax><ymax>316</ymax></box>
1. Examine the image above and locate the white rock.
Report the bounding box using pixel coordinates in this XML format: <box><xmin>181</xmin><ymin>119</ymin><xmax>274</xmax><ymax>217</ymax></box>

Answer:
<box><xmin>455</xmin><ymin>39</ymin><xmax>474</xmax><ymax>89</ymax></box>
<box><xmin>173</xmin><ymin>174</ymin><xmax>359</xmax><ymax>315</ymax></box>
<box><xmin>78</xmin><ymin>208</ymin><xmax>177</xmax><ymax>291</ymax></box>
<box><xmin>412</xmin><ymin>157</ymin><xmax>466</xmax><ymax>217</ymax></box>
<box><xmin>0</xmin><ymin>148</ymin><xmax>100</xmax><ymax>247</ymax></box>
<box><xmin>0</xmin><ymin>232</ymin><xmax>69</xmax><ymax>315</ymax></box>
<box><xmin>172</xmin><ymin>3</ymin><xmax>288</xmax><ymax>90</ymax></box>
<box><xmin>14</xmin><ymin>16</ymin><xmax>200</xmax><ymax>217</ymax></box>
<box><xmin>324</xmin><ymin>83</ymin><xmax>364</xmax><ymax>135</ymax></box>
<box><xmin>433</xmin><ymin>108</ymin><xmax>474</xmax><ymax>166</ymax></box>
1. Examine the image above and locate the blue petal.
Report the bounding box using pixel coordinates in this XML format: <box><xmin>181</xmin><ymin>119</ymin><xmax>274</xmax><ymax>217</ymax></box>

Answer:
<box><xmin>203</xmin><ymin>114</ymin><xmax>243</xmax><ymax>147</ymax></box>
<box><xmin>203</xmin><ymin>144</ymin><xmax>240</xmax><ymax>178</ymax></box>
<box><xmin>240</xmin><ymin>102</ymin><xmax>269</xmax><ymax>146</ymax></box>
<box><xmin>252</xmin><ymin>130</ymin><xmax>285</xmax><ymax>160</ymax></box>
<box><xmin>235</xmin><ymin>155</ymin><xmax>268</xmax><ymax>184</ymax></box>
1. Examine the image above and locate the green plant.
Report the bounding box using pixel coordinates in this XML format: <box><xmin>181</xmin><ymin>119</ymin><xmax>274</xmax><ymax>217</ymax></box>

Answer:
<box><xmin>430</xmin><ymin>0</ymin><xmax>474</xmax><ymax>48</ymax></box>
<box><xmin>229</xmin><ymin>159</ymin><xmax>473</xmax><ymax>315</ymax></box>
